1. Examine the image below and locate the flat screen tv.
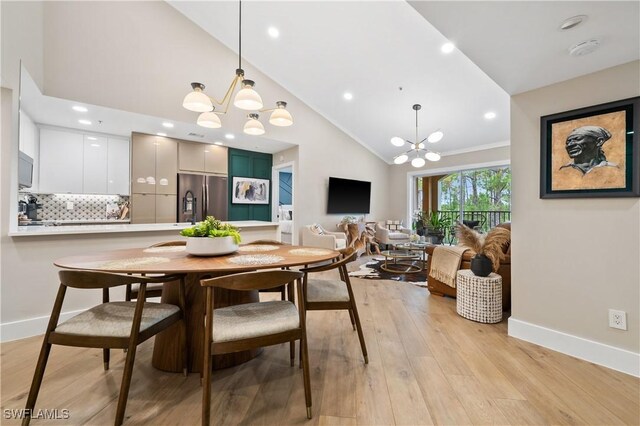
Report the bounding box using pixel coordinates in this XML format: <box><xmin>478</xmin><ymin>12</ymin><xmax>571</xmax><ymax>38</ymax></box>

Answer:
<box><xmin>327</xmin><ymin>177</ymin><xmax>371</xmax><ymax>214</ymax></box>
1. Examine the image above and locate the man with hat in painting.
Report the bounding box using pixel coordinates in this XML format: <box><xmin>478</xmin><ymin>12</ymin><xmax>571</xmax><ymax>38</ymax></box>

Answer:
<box><xmin>559</xmin><ymin>125</ymin><xmax>619</xmax><ymax>175</ymax></box>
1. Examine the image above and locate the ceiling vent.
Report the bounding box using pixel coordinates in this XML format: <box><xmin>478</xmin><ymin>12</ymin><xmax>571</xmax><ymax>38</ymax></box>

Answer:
<box><xmin>188</xmin><ymin>132</ymin><xmax>205</xmax><ymax>138</ymax></box>
<box><xmin>568</xmin><ymin>39</ymin><xmax>600</xmax><ymax>57</ymax></box>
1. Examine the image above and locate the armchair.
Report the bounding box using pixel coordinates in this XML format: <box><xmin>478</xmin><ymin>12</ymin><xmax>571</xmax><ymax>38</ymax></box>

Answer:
<box><xmin>301</xmin><ymin>224</ymin><xmax>347</xmax><ymax>250</ymax></box>
<box><xmin>375</xmin><ymin>221</ymin><xmax>411</xmax><ymax>247</ymax></box>
<box><xmin>425</xmin><ymin>223</ymin><xmax>511</xmax><ymax>310</ymax></box>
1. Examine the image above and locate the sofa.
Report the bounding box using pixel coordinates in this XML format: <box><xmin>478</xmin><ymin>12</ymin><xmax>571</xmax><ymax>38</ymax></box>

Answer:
<box><xmin>425</xmin><ymin>223</ymin><xmax>511</xmax><ymax>310</ymax></box>
<box><xmin>375</xmin><ymin>221</ymin><xmax>411</xmax><ymax>247</ymax></box>
<box><xmin>301</xmin><ymin>224</ymin><xmax>348</xmax><ymax>250</ymax></box>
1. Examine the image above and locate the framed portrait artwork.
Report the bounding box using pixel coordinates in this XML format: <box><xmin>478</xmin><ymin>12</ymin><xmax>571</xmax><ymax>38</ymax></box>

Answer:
<box><xmin>231</xmin><ymin>177</ymin><xmax>270</xmax><ymax>204</ymax></box>
<box><xmin>540</xmin><ymin>96</ymin><xmax>639</xmax><ymax>198</ymax></box>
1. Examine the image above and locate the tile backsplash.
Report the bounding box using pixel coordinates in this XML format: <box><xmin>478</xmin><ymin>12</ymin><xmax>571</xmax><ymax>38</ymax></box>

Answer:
<box><xmin>23</xmin><ymin>193</ymin><xmax>130</xmax><ymax>221</ymax></box>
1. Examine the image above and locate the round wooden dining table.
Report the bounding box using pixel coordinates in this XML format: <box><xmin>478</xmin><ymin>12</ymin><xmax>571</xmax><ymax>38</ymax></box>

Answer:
<box><xmin>54</xmin><ymin>243</ymin><xmax>339</xmax><ymax>373</ymax></box>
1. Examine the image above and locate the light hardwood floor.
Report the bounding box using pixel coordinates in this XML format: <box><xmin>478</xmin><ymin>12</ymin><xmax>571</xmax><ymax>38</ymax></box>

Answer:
<box><xmin>1</xmin><ymin>258</ymin><xmax>638</xmax><ymax>425</ymax></box>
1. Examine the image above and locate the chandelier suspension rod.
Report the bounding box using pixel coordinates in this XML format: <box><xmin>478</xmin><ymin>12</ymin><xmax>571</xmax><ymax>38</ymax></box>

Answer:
<box><xmin>415</xmin><ymin>106</ymin><xmax>419</xmax><ymax>145</ymax></box>
<box><xmin>238</xmin><ymin>0</ymin><xmax>242</xmax><ymax>71</ymax></box>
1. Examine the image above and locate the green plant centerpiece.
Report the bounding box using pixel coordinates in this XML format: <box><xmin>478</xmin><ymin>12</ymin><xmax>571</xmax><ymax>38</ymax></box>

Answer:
<box><xmin>180</xmin><ymin>216</ymin><xmax>241</xmax><ymax>256</ymax></box>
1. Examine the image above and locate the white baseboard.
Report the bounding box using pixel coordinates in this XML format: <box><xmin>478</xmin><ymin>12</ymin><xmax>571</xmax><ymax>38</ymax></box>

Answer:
<box><xmin>508</xmin><ymin>317</ymin><xmax>639</xmax><ymax>377</ymax></box>
<box><xmin>1</xmin><ymin>309</ymin><xmax>87</xmax><ymax>342</ymax></box>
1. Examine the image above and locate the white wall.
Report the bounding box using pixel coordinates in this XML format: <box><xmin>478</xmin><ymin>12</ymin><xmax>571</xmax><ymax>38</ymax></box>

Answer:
<box><xmin>386</xmin><ymin>145</ymin><xmax>511</xmax><ymax>222</ymax></box>
<box><xmin>1</xmin><ymin>1</ymin><xmax>391</xmax><ymax>340</ymax></box>
<box><xmin>509</xmin><ymin>61</ymin><xmax>640</xmax><ymax>376</ymax></box>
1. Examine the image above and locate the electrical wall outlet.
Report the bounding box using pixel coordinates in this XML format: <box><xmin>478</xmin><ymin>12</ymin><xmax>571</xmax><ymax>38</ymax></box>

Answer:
<box><xmin>608</xmin><ymin>309</ymin><xmax>627</xmax><ymax>331</ymax></box>
<box><xmin>66</xmin><ymin>201</ymin><xmax>74</xmax><ymax>210</ymax></box>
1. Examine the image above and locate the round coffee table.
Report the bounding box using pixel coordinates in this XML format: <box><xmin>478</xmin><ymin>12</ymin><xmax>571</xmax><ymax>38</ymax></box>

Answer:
<box><xmin>380</xmin><ymin>249</ymin><xmax>423</xmax><ymax>274</ymax></box>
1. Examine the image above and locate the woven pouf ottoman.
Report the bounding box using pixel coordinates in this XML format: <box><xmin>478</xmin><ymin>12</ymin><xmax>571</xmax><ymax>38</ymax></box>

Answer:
<box><xmin>456</xmin><ymin>270</ymin><xmax>502</xmax><ymax>323</ymax></box>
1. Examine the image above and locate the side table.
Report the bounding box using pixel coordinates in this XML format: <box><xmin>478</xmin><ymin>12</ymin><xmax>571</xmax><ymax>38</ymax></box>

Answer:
<box><xmin>456</xmin><ymin>270</ymin><xmax>502</xmax><ymax>323</ymax></box>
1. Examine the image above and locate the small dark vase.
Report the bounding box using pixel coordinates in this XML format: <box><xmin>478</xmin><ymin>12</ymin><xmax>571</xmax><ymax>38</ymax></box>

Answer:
<box><xmin>470</xmin><ymin>254</ymin><xmax>492</xmax><ymax>277</ymax></box>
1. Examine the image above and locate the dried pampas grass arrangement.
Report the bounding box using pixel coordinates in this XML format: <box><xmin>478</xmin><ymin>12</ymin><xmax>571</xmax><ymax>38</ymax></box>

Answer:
<box><xmin>456</xmin><ymin>224</ymin><xmax>511</xmax><ymax>271</ymax></box>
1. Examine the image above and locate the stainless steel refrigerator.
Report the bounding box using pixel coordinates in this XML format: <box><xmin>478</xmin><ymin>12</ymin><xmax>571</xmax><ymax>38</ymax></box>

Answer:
<box><xmin>177</xmin><ymin>173</ymin><xmax>228</xmax><ymax>222</ymax></box>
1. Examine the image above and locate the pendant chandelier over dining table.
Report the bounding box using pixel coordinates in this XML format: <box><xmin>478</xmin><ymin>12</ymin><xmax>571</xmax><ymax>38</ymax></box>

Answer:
<box><xmin>182</xmin><ymin>1</ymin><xmax>293</xmax><ymax>135</ymax></box>
<box><xmin>392</xmin><ymin>104</ymin><xmax>442</xmax><ymax>168</ymax></box>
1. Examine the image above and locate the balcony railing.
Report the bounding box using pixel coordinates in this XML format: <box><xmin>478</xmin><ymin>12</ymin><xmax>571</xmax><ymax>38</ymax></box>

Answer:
<box><xmin>437</xmin><ymin>210</ymin><xmax>511</xmax><ymax>244</ymax></box>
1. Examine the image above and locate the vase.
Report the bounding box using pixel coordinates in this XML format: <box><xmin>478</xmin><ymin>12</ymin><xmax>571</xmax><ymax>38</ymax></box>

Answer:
<box><xmin>185</xmin><ymin>236</ymin><xmax>238</xmax><ymax>256</ymax></box>
<box><xmin>470</xmin><ymin>254</ymin><xmax>492</xmax><ymax>277</ymax></box>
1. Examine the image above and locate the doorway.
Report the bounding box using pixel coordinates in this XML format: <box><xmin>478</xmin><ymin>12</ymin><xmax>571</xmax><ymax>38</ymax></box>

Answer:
<box><xmin>272</xmin><ymin>162</ymin><xmax>295</xmax><ymax>244</ymax></box>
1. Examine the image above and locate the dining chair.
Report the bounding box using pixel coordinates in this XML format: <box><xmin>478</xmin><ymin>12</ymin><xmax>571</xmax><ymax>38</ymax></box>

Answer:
<box><xmin>247</xmin><ymin>239</ymin><xmax>290</xmax><ymax>301</ymax></box>
<box><xmin>125</xmin><ymin>240</ymin><xmax>186</xmax><ymax>301</ymax></box>
<box><xmin>23</xmin><ymin>271</ymin><xmax>188</xmax><ymax>426</ymax></box>
<box><xmin>200</xmin><ymin>270</ymin><xmax>312</xmax><ymax>425</ymax></box>
<box><xmin>300</xmin><ymin>246</ymin><xmax>368</xmax><ymax>364</ymax></box>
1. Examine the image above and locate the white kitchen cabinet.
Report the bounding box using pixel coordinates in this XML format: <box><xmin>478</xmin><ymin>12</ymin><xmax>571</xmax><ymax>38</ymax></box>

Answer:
<box><xmin>107</xmin><ymin>137</ymin><xmax>130</xmax><ymax>195</ymax></box>
<box><xmin>83</xmin><ymin>136</ymin><xmax>108</xmax><ymax>194</ymax></box>
<box><xmin>204</xmin><ymin>145</ymin><xmax>228</xmax><ymax>174</ymax></box>
<box><xmin>39</xmin><ymin>128</ymin><xmax>84</xmax><ymax>193</ymax></box>
<box><xmin>19</xmin><ymin>111</ymin><xmax>40</xmax><ymax>191</ymax></box>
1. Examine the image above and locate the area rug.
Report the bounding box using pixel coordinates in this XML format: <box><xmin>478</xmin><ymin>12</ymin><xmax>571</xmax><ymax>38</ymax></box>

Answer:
<box><xmin>348</xmin><ymin>257</ymin><xmax>428</xmax><ymax>286</ymax></box>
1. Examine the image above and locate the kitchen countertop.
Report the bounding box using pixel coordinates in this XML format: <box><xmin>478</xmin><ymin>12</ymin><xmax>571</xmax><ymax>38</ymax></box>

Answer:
<box><xmin>9</xmin><ymin>220</ymin><xmax>280</xmax><ymax>237</ymax></box>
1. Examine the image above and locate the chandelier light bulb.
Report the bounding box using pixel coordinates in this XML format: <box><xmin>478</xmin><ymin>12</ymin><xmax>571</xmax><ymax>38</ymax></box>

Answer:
<box><xmin>425</xmin><ymin>151</ymin><xmax>441</xmax><ymax>162</ymax></box>
<box><xmin>234</xmin><ymin>80</ymin><xmax>264</xmax><ymax>110</ymax></box>
<box><xmin>427</xmin><ymin>130</ymin><xmax>444</xmax><ymax>143</ymax></box>
<box><xmin>243</xmin><ymin>113</ymin><xmax>266</xmax><ymax>135</ymax></box>
<box><xmin>391</xmin><ymin>137</ymin><xmax>405</xmax><ymax>147</ymax></box>
<box><xmin>269</xmin><ymin>101</ymin><xmax>293</xmax><ymax>126</ymax></box>
<box><xmin>197</xmin><ymin>111</ymin><xmax>222</xmax><ymax>129</ymax></box>
<box><xmin>411</xmin><ymin>157</ymin><xmax>426</xmax><ymax>168</ymax></box>
<box><xmin>183</xmin><ymin>83</ymin><xmax>213</xmax><ymax>112</ymax></box>
<box><xmin>417</xmin><ymin>142</ymin><xmax>425</xmax><ymax>149</ymax></box>
<box><xmin>394</xmin><ymin>154</ymin><xmax>409</xmax><ymax>165</ymax></box>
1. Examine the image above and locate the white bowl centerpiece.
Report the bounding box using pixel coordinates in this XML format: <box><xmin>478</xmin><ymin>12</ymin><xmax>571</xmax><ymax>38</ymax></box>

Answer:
<box><xmin>180</xmin><ymin>216</ymin><xmax>241</xmax><ymax>256</ymax></box>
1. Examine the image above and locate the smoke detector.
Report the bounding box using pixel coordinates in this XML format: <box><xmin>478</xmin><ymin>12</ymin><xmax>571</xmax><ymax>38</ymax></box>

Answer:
<box><xmin>568</xmin><ymin>39</ymin><xmax>600</xmax><ymax>57</ymax></box>
<box><xmin>560</xmin><ymin>15</ymin><xmax>587</xmax><ymax>30</ymax></box>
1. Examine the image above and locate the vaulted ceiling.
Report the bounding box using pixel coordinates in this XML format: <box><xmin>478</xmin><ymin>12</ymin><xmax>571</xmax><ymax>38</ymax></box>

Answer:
<box><xmin>169</xmin><ymin>1</ymin><xmax>639</xmax><ymax>163</ymax></box>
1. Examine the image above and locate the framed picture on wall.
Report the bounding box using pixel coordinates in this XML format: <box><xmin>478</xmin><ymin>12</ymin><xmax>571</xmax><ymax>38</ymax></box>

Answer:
<box><xmin>540</xmin><ymin>96</ymin><xmax>640</xmax><ymax>198</ymax></box>
<box><xmin>232</xmin><ymin>177</ymin><xmax>270</xmax><ymax>204</ymax></box>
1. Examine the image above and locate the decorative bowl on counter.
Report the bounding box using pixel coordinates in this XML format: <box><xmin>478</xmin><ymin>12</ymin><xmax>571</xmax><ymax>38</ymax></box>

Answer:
<box><xmin>185</xmin><ymin>236</ymin><xmax>239</xmax><ymax>256</ymax></box>
<box><xmin>180</xmin><ymin>216</ymin><xmax>241</xmax><ymax>257</ymax></box>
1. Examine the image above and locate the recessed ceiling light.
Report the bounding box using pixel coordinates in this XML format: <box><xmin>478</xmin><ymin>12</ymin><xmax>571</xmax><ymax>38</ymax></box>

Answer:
<box><xmin>441</xmin><ymin>42</ymin><xmax>455</xmax><ymax>54</ymax></box>
<box><xmin>156</xmin><ymin>132</ymin><xmax>167</xmax><ymax>136</ymax></box>
<box><xmin>78</xmin><ymin>119</ymin><xmax>92</xmax><ymax>125</ymax></box>
<box><xmin>484</xmin><ymin>111</ymin><xmax>497</xmax><ymax>120</ymax></box>
<box><xmin>343</xmin><ymin>92</ymin><xmax>353</xmax><ymax>101</ymax></box>
<box><xmin>162</xmin><ymin>122</ymin><xmax>174</xmax><ymax>128</ymax></box>
<box><xmin>214</xmin><ymin>141</ymin><xmax>224</xmax><ymax>146</ymax></box>
<box><xmin>268</xmin><ymin>27</ymin><xmax>279</xmax><ymax>38</ymax></box>
<box><xmin>87</xmin><ymin>136</ymin><xmax>98</xmax><ymax>140</ymax></box>
<box><xmin>225</xmin><ymin>133</ymin><xmax>235</xmax><ymax>140</ymax></box>
<box><xmin>560</xmin><ymin>15</ymin><xmax>587</xmax><ymax>31</ymax></box>
<box><xmin>568</xmin><ymin>39</ymin><xmax>600</xmax><ymax>57</ymax></box>
<box><xmin>72</xmin><ymin>105</ymin><xmax>88</xmax><ymax>112</ymax></box>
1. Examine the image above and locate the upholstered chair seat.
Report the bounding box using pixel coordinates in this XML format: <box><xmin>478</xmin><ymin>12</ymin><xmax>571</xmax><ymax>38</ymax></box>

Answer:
<box><xmin>55</xmin><ymin>302</ymin><xmax>180</xmax><ymax>337</ymax></box>
<box><xmin>212</xmin><ymin>301</ymin><xmax>300</xmax><ymax>343</ymax></box>
<box><xmin>306</xmin><ymin>279</ymin><xmax>350</xmax><ymax>302</ymax></box>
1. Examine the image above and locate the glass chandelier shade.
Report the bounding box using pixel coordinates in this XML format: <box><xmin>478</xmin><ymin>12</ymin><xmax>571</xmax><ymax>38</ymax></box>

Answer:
<box><xmin>183</xmin><ymin>83</ymin><xmax>213</xmax><ymax>112</ymax></box>
<box><xmin>391</xmin><ymin>137</ymin><xmax>405</xmax><ymax>147</ymax></box>
<box><xmin>269</xmin><ymin>101</ymin><xmax>293</xmax><ymax>126</ymax></box>
<box><xmin>197</xmin><ymin>111</ymin><xmax>222</xmax><ymax>128</ymax></box>
<box><xmin>394</xmin><ymin>154</ymin><xmax>409</xmax><ymax>164</ymax></box>
<box><xmin>425</xmin><ymin>151</ymin><xmax>441</xmax><ymax>161</ymax></box>
<box><xmin>427</xmin><ymin>130</ymin><xmax>444</xmax><ymax>143</ymax></box>
<box><xmin>243</xmin><ymin>113</ymin><xmax>265</xmax><ymax>135</ymax></box>
<box><xmin>411</xmin><ymin>157</ymin><xmax>426</xmax><ymax>168</ymax></box>
<box><xmin>234</xmin><ymin>80</ymin><xmax>264</xmax><ymax>110</ymax></box>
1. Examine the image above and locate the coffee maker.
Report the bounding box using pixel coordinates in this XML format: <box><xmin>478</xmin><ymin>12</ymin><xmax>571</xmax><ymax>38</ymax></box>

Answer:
<box><xmin>24</xmin><ymin>195</ymin><xmax>43</xmax><ymax>220</ymax></box>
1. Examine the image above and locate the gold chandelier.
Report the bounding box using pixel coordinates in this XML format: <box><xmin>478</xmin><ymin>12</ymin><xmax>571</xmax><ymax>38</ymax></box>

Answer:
<box><xmin>182</xmin><ymin>1</ymin><xmax>293</xmax><ymax>135</ymax></box>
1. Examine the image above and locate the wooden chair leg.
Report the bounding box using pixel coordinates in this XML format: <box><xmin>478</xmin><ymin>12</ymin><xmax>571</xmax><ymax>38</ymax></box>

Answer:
<box><xmin>289</xmin><ymin>341</ymin><xmax>295</xmax><ymax>367</ymax></box>
<box><xmin>300</xmin><ymin>335</ymin><xmax>312</xmax><ymax>419</ymax></box>
<box><xmin>114</xmin><ymin>344</ymin><xmax>138</xmax><ymax>426</ymax></box>
<box><xmin>22</xmin><ymin>339</ymin><xmax>53</xmax><ymax>426</ymax></box>
<box><xmin>350</xmin><ymin>302</ymin><xmax>368</xmax><ymax>364</ymax></box>
<box><xmin>125</xmin><ymin>284</ymin><xmax>132</xmax><ymax>302</ymax></box>
<box><xmin>348</xmin><ymin>309</ymin><xmax>356</xmax><ymax>331</ymax></box>
<box><xmin>103</xmin><ymin>348</ymin><xmax>110</xmax><ymax>370</ymax></box>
